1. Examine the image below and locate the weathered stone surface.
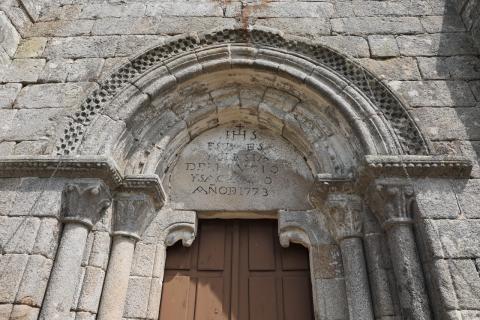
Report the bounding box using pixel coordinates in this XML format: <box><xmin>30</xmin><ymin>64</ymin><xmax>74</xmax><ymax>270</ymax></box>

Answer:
<box><xmin>0</xmin><ymin>11</ymin><xmax>20</xmax><ymax>57</ymax></box>
<box><xmin>66</xmin><ymin>59</ymin><xmax>104</xmax><ymax>82</ymax></box>
<box><xmin>79</xmin><ymin>2</ymin><xmax>146</xmax><ymax>19</ymax></box>
<box><xmin>32</xmin><ymin>217</ymin><xmax>60</xmax><ymax>259</ymax></box>
<box><xmin>15</xmin><ymin>38</ymin><xmax>47</xmax><ymax>58</ymax></box>
<box><xmin>389</xmin><ymin>81</ymin><xmax>477</xmax><ymax>107</ymax></box>
<box><xmin>16</xmin><ymin>255</ymin><xmax>53</xmax><ymax>307</ymax></box>
<box><xmin>123</xmin><ymin>276</ymin><xmax>152</xmax><ymax>318</ymax></box>
<box><xmin>412</xmin><ymin>107</ymin><xmax>468</xmax><ymax>141</ymax></box>
<box><xmin>368</xmin><ymin>35</ymin><xmax>399</xmax><ymax>58</ymax></box>
<box><xmin>397</xmin><ymin>34</ymin><xmax>477</xmax><ymax>56</ymax></box>
<box><xmin>358</xmin><ymin>58</ymin><xmax>421</xmax><ymax>81</ymax></box>
<box><xmin>38</xmin><ymin>58</ymin><xmax>73</xmax><ymax>83</ymax></box>
<box><xmin>417</xmin><ymin>57</ymin><xmax>451</xmax><ymax>80</ymax></box>
<box><xmin>146</xmin><ymin>2</ymin><xmax>223</xmax><ymax>17</ymax></box>
<box><xmin>0</xmin><ymin>59</ymin><xmax>46</xmax><ymax>83</ymax></box>
<box><xmin>77</xmin><ymin>266</ymin><xmax>105</xmax><ymax>313</ymax></box>
<box><xmin>1</xmin><ymin>217</ymin><xmax>40</xmax><ymax>254</ymax></box>
<box><xmin>449</xmin><ymin>259</ymin><xmax>480</xmax><ymax>309</ymax></box>
<box><xmin>26</xmin><ymin>20</ymin><xmax>93</xmax><ymax>37</ymax></box>
<box><xmin>318</xmin><ymin>36</ymin><xmax>370</xmax><ymax>57</ymax></box>
<box><xmin>13</xmin><ymin>83</ymin><xmax>96</xmax><ymax>109</ymax></box>
<box><xmin>0</xmin><ymin>304</ymin><xmax>12</xmax><ymax>319</ymax></box>
<box><xmin>414</xmin><ymin>179</ymin><xmax>460</xmax><ymax>219</ymax></box>
<box><xmin>0</xmin><ymin>254</ymin><xmax>28</xmax><ymax>303</ymax></box>
<box><xmin>254</xmin><ymin>18</ymin><xmax>330</xmax><ymax>37</ymax></box>
<box><xmin>0</xmin><ymin>83</ymin><xmax>22</xmax><ymax>109</ymax></box>
<box><xmin>247</xmin><ymin>2</ymin><xmax>334</xmax><ymax>18</ymax></box>
<box><xmin>2</xmin><ymin>108</ymin><xmax>65</xmax><ymax>140</ymax></box>
<box><xmin>88</xmin><ymin>231</ymin><xmax>110</xmax><ymax>269</ymax></box>
<box><xmin>131</xmin><ymin>243</ymin><xmax>156</xmax><ymax>277</ymax></box>
<box><xmin>428</xmin><ymin>220</ymin><xmax>480</xmax><ymax>258</ymax></box>
<box><xmin>10</xmin><ymin>304</ymin><xmax>39</xmax><ymax>320</ymax></box>
<box><xmin>420</xmin><ymin>15</ymin><xmax>466</xmax><ymax>33</ymax></box>
<box><xmin>37</xmin><ymin>4</ymin><xmax>82</xmax><ymax>22</ymax></box>
<box><xmin>42</xmin><ymin>36</ymin><xmax>119</xmax><ymax>59</ymax></box>
<box><xmin>332</xmin><ymin>17</ymin><xmax>423</xmax><ymax>35</ymax></box>
<box><xmin>452</xmin><ymin>179</ymin><xmax>480</xmax><ymax>219</ymax></box>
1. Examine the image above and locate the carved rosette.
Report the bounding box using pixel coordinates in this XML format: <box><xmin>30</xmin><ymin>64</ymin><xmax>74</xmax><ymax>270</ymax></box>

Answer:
<box><xmin>61</xmin><ymin>180</ymin><xmax>112</xmax><ymax>228</ymax></box>
<box><xmin>367</xmin><ymin>180</ymin><xmax>415</xmax><ymax>229</ymax></box>
<box><xmin>325</xmin><ymin>194</ymin><xmax>363</xmax><ymax>242</ymax></box>
<box><xmin>113</xmin><ymin>193</ymin><xmax>156</xmax><ymax>240</ymax></box>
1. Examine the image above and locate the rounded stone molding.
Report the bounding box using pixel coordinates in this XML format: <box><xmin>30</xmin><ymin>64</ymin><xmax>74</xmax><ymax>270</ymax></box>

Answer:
<box><xmin>57</xmin><ymin>26</ymin><xmax>429</xmax><ymax>164</ymax></box>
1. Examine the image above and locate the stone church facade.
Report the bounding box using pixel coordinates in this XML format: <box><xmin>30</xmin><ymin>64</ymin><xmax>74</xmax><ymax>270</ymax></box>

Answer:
<box><xmin>1</xmin><ymin>0</ymin><xmax>480</xmax><ymax>319</ymax></box>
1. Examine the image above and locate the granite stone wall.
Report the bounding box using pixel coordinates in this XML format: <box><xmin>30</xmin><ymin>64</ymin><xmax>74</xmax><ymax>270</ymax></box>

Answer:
<box><xmin>0</xmin><ymin>1</ymin><xmax>480</xmax><ymax>319</ymax></box>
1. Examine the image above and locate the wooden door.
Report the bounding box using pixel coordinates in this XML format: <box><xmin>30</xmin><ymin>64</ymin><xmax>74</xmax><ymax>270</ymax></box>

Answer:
<box><xmin>159</xmin><ymin>219</ymin><xmax>313</xmax><ymax>320</ymax></box>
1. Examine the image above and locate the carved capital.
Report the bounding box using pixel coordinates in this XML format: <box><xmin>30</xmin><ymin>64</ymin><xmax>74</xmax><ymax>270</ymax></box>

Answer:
<box><xmin>324</xmin><ymin>193</ymin><xmax>363</xmax><ymax>242</ymax></box>
<box><xmin>162</xmin><ymin>210</ymin><xmax>197</xmax><ymax>247</ymax></box>
<box><xmin>367</xmin><ymin>180</ymin><xmax>415</xmax><ymax>229</ymax></box>
<box><xmin>61</xmin><ymin>180</ymin><xmax>112</xmax><ymax>228</ymax></box>
<box><xmin>309</xmin><ymin>174</ymin><xmax>356</xmax><ymax>208</ymax></box>
<box><xmin>113</xmin><ymin>193</ymin><xmax>156</xmax><ymax>240</ymax></box>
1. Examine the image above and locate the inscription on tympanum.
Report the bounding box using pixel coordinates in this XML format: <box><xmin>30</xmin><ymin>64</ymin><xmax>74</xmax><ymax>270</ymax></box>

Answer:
<box><xmin>168</xmin><ymin>124</ymin><xmax>314</xmax><ymax>211</ymax></box>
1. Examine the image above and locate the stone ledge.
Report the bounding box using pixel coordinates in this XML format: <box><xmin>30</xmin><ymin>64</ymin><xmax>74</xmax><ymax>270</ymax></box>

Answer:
<box><xmin>0</xmin><ymin>156</ymin><xmax>165</xmax><ymax>207</ymax></box>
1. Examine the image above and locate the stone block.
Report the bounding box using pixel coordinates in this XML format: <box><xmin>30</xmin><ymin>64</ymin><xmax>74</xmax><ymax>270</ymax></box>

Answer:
<box><xmin>429</xmin><ymin>220</ymin><xmax>480</xmax><ymax>258</ymax></box>
<box><xmin>315</xmin><ymin>278</ymin><xmax>347</xmax><ymax>319</ymax></box>
<box><xmin>26</xmin><ymin>20</ymin><xmax>93</xmax><ymax>37</ymax></box>
<box><xmin>246</xmin><ymin>2</ymin><xmax>334</xmax><ymax>18</ymax></box>
<box><xmin>461</xmin><ymin>310</ymin><xmax>480</xmax><ymax>319</ymax></box>
<box><xmin>10</xmin><ymin>304</ymin><xmax>39</xmax><ymax>320</ymax></box>
<box><xmin>131</xmin><ymin>243</ymin><xmax>156</xmax><ymax>277</ymax></box>
<box><xmin>3</xmin><ymin>108</ymin><xmax>66</xmax><ymax>140</ymax></box>
<box><xmin>145</xmin><ymin>2</ymin><xmax>223</xmax><ymax>17</ymax></box>
<box><xmin>411</xmin><ymin>107</ymin><xmax>468</xmax><ymax>141</ymax></box>
<box><xmin>397</xmin><ymin>34</ymin><xmax>477</xmax><ymax>56</ymax></box>
<box><xmin>368</xmin><ymin>35</ymin><xmax>399</xmax><ymax>58</ymax></box>
<box><xmin>445</xmin><ymin>56</ymin><xmax>480</xmax><ymax>80</ymax></box>
<box><xmin>389</xmin><ymin>81</ymin><xmax>476</xmax><ymax>107</ymax></box>
<box><xmin>15</xmin><ymin>255</ymin><xmax>53</xmax><ymax>307</ymax></box>
<box><xmin>75</xmin><ymin>311</ymin><xmax>96</xmax><ymax>320</ymax></box>
<box><xmin>1</xmin><ymin>217</ymin><xmax>40</xmax><ymax>254</ymax></box>
<box><xmin>42</xmin><ymin>36</ymin><xmax>119</xmax><ymax>59</ymax></box>
<box><xmin>449</xmin><ymin>259</ymin><xmax>480</xmax><ymax>309</ymax></box>
<box><xmin>456</xmin><ymin>107</ymin><xmax>480</xmax><ymax>140</ymax></box>
<box><xmin>342</xmin><ymin>0</ymin><xmax>451</xmax><ymax>17</ymax></box>
<box><xmin>123</xmin><ymin>276</ymin><xmax>152</xmax><ymax>318</ymax></box>
<box><xmin>358</xmin><ymin>58</ymin><xmax>421</xmax><ymax>81</ymax></box>
<box><xmin>79</xmin><ymin>3</ymin><xmax>146</xmax><ymax>19</ymax></box>
<box><xmin>13</xmin><ymin>140</ymin><xmax>49</xmax><ymax>155</ymax></box>
<box><xmin>420</xmin><ymin>15</ymin><xmax>466</xmax><ymax>33</ymax></box>
<box><xmin>452</xmin><ymin>179</ymin><xmax>480</xmax><ymax>218</ymax></box>
<box><xmin>146</xmin><ymin>277</ymin><xmax>162</xmax><ymax>319</ymax></box>
<box><xmin>154</xmin><ymin>17</ymin><xmax>238</xmax><ymax>35</ymax></box>
<box><xmin>414</xmin><ymin>179</ymin><xmax>460</xmax><ymax>219</ymax></box>
<box><xmin>32</xmin><ymin>217</ymin><xmax>60</xmax><ymax>259</ymax></box>
<box><xmin>470</xmin><ymin>81</ymin><xmax>480</xmax><ymax>101</ymax></box>
<box><xmin>0</xmin><ymin>254</ymin><xmax>28</xmax><ymax>303</ymax></box>
<box><xmin>430</xmin><ymin>259</ymin><xmax>459</xmax><ymax>310</ymax></box>
<box><xmin>15</xmin><ymin>38</ymin><xmax>47</xmax><ymax>58</ymax></box>
<box><xmin>332</xmin><ymin>17</ymin><xmax>423</xmax><ymax>35</ymax></box>
<box><xmin>0</xmin><ymin>59</ymin><xmax>46</xmax><ymax>83</ymax></box>
<box><xmin>91</xmin><ymin>17</ymin><xmax>155</xmax><ymax>36</ymax></box>
<box><xmin>254</xmin><ymin>18</ymin><xmax>330</xmax><ymax>37</ymax></box>
<box><xmin>88</xmin><ymin>231</ymin><xmax>110</xmax><ymax>269</ymax></box>
<box><xmin>0</xmin><ymin>142</ymin><xmax>14</xmax><ymax>155</ymax></box>
<box><xmin>13</xmin><ymin>82</ymin><xmax>95</xmax><ymax>109</ymax></box>
<box><xmin>0</xmin><ymin>83</ymin><xmax>22</xmax><ymax>109</ymax></box>
<box><xmin>77</xmin><ymin>266</ymin><xmax>105</xmax><ymax>313</ymax></box>
<box><xmin>317</xmin><ymin>36</ymin><xmax>370</xmax><ymax>58</ymax></box>
<box><xmin>0</xmin><ymin>11</ymin><xmax>20</xmax><ymax>57</ymax></box>
<box><xmin>0</xmin><ymin>178</ymin><xmax>20</xmax><ymax>216</ymax></box>
<box><xmin>9</xmin><ymin>178</ymin><xmax>65</xmax><ymax>218</ymax></box>
<box><xmin>38</xmin><ymin>4</ymin><xmax>82</xmax><ymax>22</ymax></box>
<box><xmin>115</xmin><ymin>35</ymin><xmax>165</xmax><ymax>57</ymax></box>
<box><xmin>66</xmin><ymin>59</ymin><xmax>104</xmax><ymax>82</ymax></box>
<box><xmin>38</xmin><ymin>58</ymin><xmax>73</xmax><ymax>83</ymax></box>
<box><xmin>18</xmin><ymin>0</ymin><xmax>41</xmax><ymax>20</ymax></box>
<box><xmin>417</xmin><ymin>57</ymin><xmax>450</xmax><ymax>80</ymax></box>
<box><xmin>0</xmin><ymin>304</ymin><xmax>12</xmax><ymax>319</ymax></box>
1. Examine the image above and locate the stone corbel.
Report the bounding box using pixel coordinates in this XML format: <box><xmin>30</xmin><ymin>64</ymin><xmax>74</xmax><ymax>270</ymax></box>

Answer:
<box><xmin>366</xmin><ymin>179</ymin><xmax>431</xmax><ymax>320</ymax></box>
<box><xmin>162</xmin><ymin>210</ymin><xmax>198</xmax><ymax>247</ymax></box>
<box><xmin>278</xmin><ymin>210</ymin><xmax>322</xmax><ymax>249</ymax></box>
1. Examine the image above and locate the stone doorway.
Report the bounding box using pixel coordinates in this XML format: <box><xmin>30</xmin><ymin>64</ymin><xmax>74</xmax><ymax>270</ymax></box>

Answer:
<box><xmin>159</xmin><ymin>219</ymin><xmax>314</xmax><ymax>320</ymax></box>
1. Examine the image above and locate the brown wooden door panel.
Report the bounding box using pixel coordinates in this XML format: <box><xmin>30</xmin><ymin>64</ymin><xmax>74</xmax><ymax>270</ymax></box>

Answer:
<box><xmin>160</xmin><ymin>219</ymin><xmax>314</xmax><ymax>320</ymax></box>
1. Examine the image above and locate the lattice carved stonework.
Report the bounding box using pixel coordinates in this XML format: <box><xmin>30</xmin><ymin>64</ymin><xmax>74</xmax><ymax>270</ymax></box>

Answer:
<box><xmin>57</xmin><ymin>28</ymin><xmax>428</xmax><ymax>156</ymax></box>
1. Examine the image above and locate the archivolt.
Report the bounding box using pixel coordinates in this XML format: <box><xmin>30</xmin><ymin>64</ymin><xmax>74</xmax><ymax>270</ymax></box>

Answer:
<box><xmin>57</xmin><ymin>27</ymin><xmax>429</xmax><ymax>169</ymax></box>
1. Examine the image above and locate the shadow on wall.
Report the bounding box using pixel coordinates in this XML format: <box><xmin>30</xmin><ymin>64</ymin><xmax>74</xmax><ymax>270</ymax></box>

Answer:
<box><xmin>429</xmin><ymin>0</ymin><xmax>480</xmax><ymax>176</ymax></box>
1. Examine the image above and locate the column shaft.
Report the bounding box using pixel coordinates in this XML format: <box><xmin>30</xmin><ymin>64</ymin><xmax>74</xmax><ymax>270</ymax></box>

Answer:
<box><xmin>39</xmin><ymin>223</ymin><xmax>90</xmax><ymax>320</ymax></box>
<box><xmin>98</xmin><ymin>235</ymin><xmax>136</xmax><ymax>320</ymax></box>
<box><xmin>386</xmin><ymin>224</ymin><xmax>431</xmax><ymax>320</ymax></box>
<box><xmin>339</xmin><ymin>237</ymin><xmax>374</xmax><ymax>320</ymax></box>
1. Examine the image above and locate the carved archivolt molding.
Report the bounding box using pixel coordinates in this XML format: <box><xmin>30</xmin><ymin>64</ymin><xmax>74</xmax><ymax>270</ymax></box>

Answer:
<box><xmin>57</xmin><ymin>27</ymin><xmax>429</xmax><ymax>158</ymax></box>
